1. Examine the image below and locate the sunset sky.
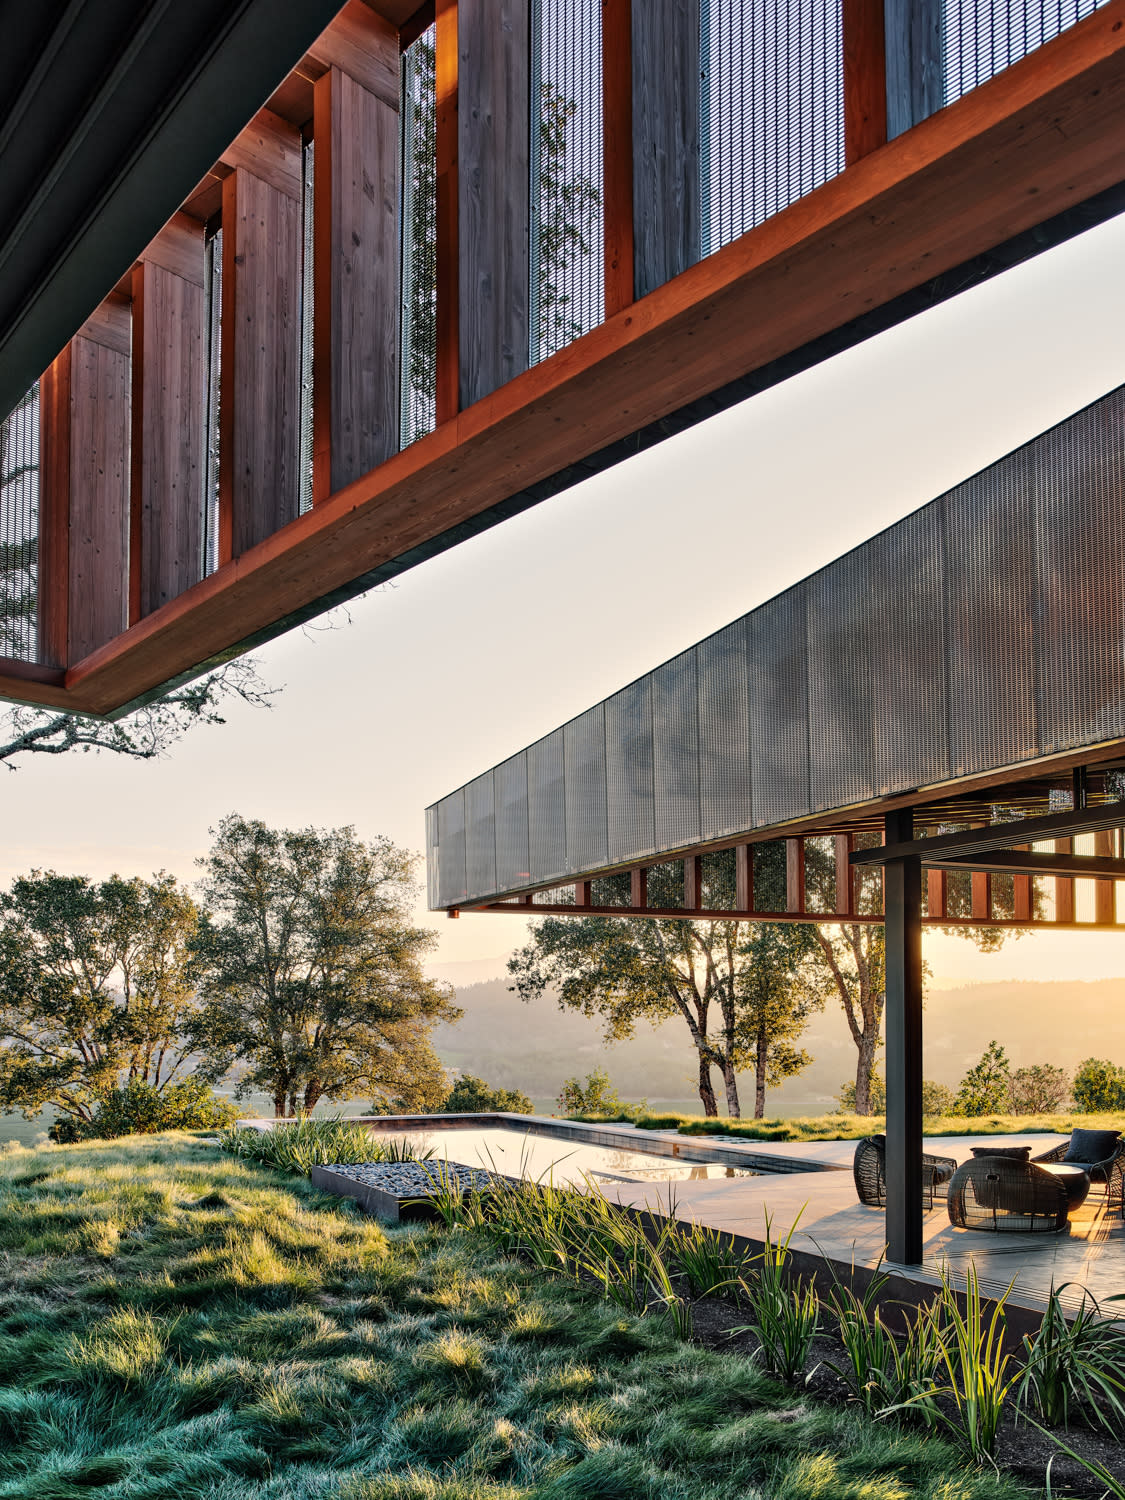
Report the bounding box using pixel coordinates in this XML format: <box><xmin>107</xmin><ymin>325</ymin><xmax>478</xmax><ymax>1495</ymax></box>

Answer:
<box><xmin>5</xmin><ymin>210</ymin><xmax>1125</xmax><ymax>994</ymax></box>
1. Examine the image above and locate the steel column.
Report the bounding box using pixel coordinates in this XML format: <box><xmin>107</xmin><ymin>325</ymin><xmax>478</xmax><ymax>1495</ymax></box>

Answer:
<box><xmin>883</xmin><ymin>807</ymin><xmax>924</xmax><ymax>1265</ymax></box>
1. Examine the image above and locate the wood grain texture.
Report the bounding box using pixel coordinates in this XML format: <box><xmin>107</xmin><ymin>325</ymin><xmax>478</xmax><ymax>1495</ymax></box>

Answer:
<box><xmin>736</xmin><ymin>843</ymin><xmax>753</xmax><ymax>912</ymax></box>
<box><xmin>140</xmin><ymin>212</ymin><xmax>207</xmax><ymax>286</ymax></box>
<box><xmin>220</xmin><ymin>109</ymin><xmax>303</xmax><ymax>200</ymax></box>
<box><xmin>38</xmin><ymin>348</ymin><xmax>72</xmax><ymax>669</ymax></box>
<box><xmin>1094</xmin><ymin>827</ymin><xmax>1116</xmax><ymax>923</ymax></box>
<box><xmin>76</xmin><ymin>295</ymin><xmax>131</xmax><ymax>355</ymax></box>
<box><xmin>13</xmin><ymin>2</ymin><xmax>1125</xmax><ymax>715</ymax></box>
<box><xmin>68</xmin><ymin>335</ymin><xmax>130</xmax><ymax>662</ymax></box>
<box><xmin>835</xmin><ymin>833</ymin><xmax>854</xmax><ymax>914</ymax></box>
<box><xmin>458</xmin><ymin>0</ymin><xmax>529</xmax><ymax>408</ymax></box>
<box><xmin>926</xmin><ymin>867</ymin><xmax>946</xmax><ymax>919</ymax></box>
<box><xmin>220</xmin><ymin>167</ymin><xmax>301</xmax><ymax>560</ymax></box>
<box><xmin>130</xmin><ymin>255</ymin><xmax>206</xmax><ymax>619</ymax></box>
<box><xmin>884</xmin><ymin>0</ymin><xmax>943</xmax><ymax>139</ymax></box>
<box><xmin>631</xmin><ymin>0</ymin><xmax>700</xmax><ymax>299</ymax></box>
<box><xmin>435</xmin><ymin>0</ymin><xmax>459</xmax><ymax>423</ymax></box>
<box><xmin>306</xmin><ymin>0</ymin><xmax>400</xmax><ymax>107</ymax></box>
<box><xmin>602</xmin><ymin>0</ymin><xmax>635</xmax><ymax>316</ymax></box>
<box><xmin>845</xmin><ymin>0</ymin><xmax>888</xmax><ymax>163</ymax></box>
<box><xmin>313</xmin><ymin>65</ymin><xmax>400</xmax><ymax>500</ymax></box>
<box><xmin>1055</xmin><ymin>838</ymin><xmax>1076</xmax><ymax>922</ymax></box>
<box><xmin>786</xmin><ymin>837</ymin><xmax>806</xmax><ymax>913</ymax></box>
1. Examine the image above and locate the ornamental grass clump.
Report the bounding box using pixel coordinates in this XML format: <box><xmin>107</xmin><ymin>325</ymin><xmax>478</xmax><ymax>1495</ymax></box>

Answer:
<box><xmin>733</xmin><ymin>1211</ymin><xmax>820</xmax><ymax>1383</ymax></box>
<box><xmin>824</xmin><ymin>1262</ymin><xmax>944</xmax><ymax>1426</ymax></box>
<box><xmin>666</xmin><ymin>1220</ymin><xmax>754</xmax><ymax>1300</ymax></box>
<box><xmin>219</xmin><ymin>1118</ymin><xmax>432</xmax><ymax>1176</ymax></box>
<box><xmin>1017</xmin><ymin>1282</ymin><xmax>1125</xmax><ymax>1435</ymax></box>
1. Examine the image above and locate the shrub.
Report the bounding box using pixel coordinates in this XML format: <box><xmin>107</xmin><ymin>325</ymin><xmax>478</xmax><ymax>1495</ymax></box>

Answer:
<box><xmin>836</xmin><ymin>1075</ymin><xmax>954</xmax><ymax>1117</ymax></box>
<box><xmin>1008</xmin><ymin>1063</ymin><xmax>1070</xmax><ymax>1114</ymax></box>
<box><xmin>954</xmin><ymin>1041</ymin><xmax>1011</xmax><ymax>1116</ymax></box>
<box><xmin>438</xmin><ymin>1074</ymin><xmax>533</xmax><ymax>1115</ymax></box>
<box><xmin>219</xmin><ymin>1117</ymin><xmax>433</xmax><ymax>1174</ymax></box>
<box><xmin>48</xmin><ymin>1079</ymin><xmax>240</xmax><ymax>1142</ymax></box>
<box><xmin>921</xmin><ymin>1079</ymin><xmax>956</xmax><ymax>1116</ymax></box>
<box><xmin>557</xmin><ymin>1067</ymin><xmax>635</xmax><ymax>1118</ymax></box>
<box><xmin>1072</xmin><ymin>1057</ymin><xmax>1125</xmax><ymax>1113</ymax></box>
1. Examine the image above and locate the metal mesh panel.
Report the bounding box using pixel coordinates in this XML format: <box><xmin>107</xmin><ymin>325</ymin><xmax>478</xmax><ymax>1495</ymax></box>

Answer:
<box><xmin>425</xmin><ymin>805</ymin><xmax>439</xmax><ymax>909</ymax></box>
<box><xmin>870</xmin><ymin>503</ymin><xmax>951</xmax><ymax>792</ymax></box>
<box><xmin>605</xmin><ymin>677</ymin><xmax>655</xmax><ymax>862</ymax></box>
<box><xmin>944</xmin><ymin>442</ymin><xmax>1038</xmax><ymax>776</ymax></box>
<box><xmin>943</xmin><ymin>0</ymin><xmax>1106</xmax><ymax>104</ymax></box>
<box><xmin>701</xmin><ymin>0</ymin><xmax>844</xmax><ymax>255</ymax></box>
<box><xmin>464</xmin><ymin>771</ymin><xmax>497</xmax><ymax>899</ymax></box>
<box><xmin>531</xmin><ymin>0</ymin><xmax>604</xmax><ymax>364</ymax></box>
<box><xmin>202</xmin><ymin>227</ymin><xmax>223</xmax><ymax>577</ymax></box>
<box><xmin>1032</xmin><ymin>391</ymin><xmax>1125</xmax><ymax>752</ymax></box>
<box><xmin>653</xmin><ymin>649</ymin><xmax>701</xmax><ymax>851</ymax></box>
<box><xmin>401</xmin><ymin>26</ymin><xmax>437</xmax><ymax>446</ymax></box>
<box><xmin>437</xmin><ymin>789</ymin><xmax>468</xmax><ymax>907</ymax></box>
<box><xmin>697</xmin><ymin>617</ymin><xmax>751</xmax><ymax>840</ymax></box>
<box><xmin>528</xmin><ymin>728</ymin><xmax>567</xmax><ymax>883</ymax></box>
<box><xmin>495</xmin><ymin>752</ymin><xmax>532</xmax><ymax>889</ymax></box>
<box><xmin>564</xmin><ymin>705</ymin><xmax>608</xmax><ymax>872</ymax></box>
<box><xmin>298</xmin><ymin>139</ymin><xmax>315</xmax><ymax>515</ymax></box>
<box><xmin>748</xmin><ymin>582</ymin><xmax>810</xmax><ymax>826</ymax></box>
<box><xmin>807</xmin><ymin>546</ymin><xmax>875</xmax><ymax>811</ymax></box>
<box><xmin>0</xmin><ymin>383</ymin><xmax>39</xmax><ymax>662</ymax></box>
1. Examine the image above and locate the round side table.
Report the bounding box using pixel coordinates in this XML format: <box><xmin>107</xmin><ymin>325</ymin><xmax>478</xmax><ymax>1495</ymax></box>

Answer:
<box><xmin>1039</xmin><ymin>1162</ymin><xmax>1090</xmax><ymax>1211</ymax></box>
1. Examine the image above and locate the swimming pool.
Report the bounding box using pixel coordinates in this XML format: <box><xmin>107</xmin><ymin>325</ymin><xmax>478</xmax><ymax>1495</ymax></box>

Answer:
<box><xmin>366</xmin><ymin>1124</ymin><xmax>760</xmax><ymax>1186</ymax></box>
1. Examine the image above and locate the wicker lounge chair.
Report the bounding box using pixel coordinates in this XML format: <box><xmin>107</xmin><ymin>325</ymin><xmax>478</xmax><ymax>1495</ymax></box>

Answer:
<box><xmin>1033</xmin><ymin>1129</ymin><xmax>1124</xmax><ymax>1214</ymax></box>
<box><xmin>947</xmin><ymin>1155</ymin><xmax>1068</xmax><ymax>1232</ymax></box>
<box><xmin>853</xmin><ymin>1135</ymin><xmax>957</xmax><ymax>1210</ymax></box>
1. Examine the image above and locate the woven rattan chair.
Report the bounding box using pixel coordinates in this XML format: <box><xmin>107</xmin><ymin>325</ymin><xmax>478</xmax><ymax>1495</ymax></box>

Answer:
<box><xmin>947</xmin><ymin>1156</ymin><xmax>1068</xmax><ymax>1233</ymax></box>
<box><xmin>1033</xmin><ymin>1130</ymin><xmax>1124</xmax><ymax>1215</ymax></box>
<box><xmin>853</xmin><ymin>1135</ymin><xmax>957</xmax><ymax>1210</ymax></box>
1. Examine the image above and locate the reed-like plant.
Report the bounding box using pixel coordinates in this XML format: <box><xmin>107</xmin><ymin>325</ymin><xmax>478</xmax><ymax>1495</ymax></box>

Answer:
<box><xmin>1017</xmin><ymin>1282</ymin><xmax>1125</xmax><ymax>1435</ymax></box>
<box><xmin>668</xmin><ymin>1219</ymin><xmax>753</xmax><ymax>1300</ymax></box>
<box><xmin>218</xmin><ymin>1118</ymin><xmax>432</xmax><ymax>1176</ymax></box>
<box><xmin>733</xmin><ymin>1210</ymin><xmax>820</xmax><ymax>1383</ymax></box>
<box><xmin>824</xmin><ymin>1260</ymin><xmax>943</xmax><ymax>1425</ymax></box>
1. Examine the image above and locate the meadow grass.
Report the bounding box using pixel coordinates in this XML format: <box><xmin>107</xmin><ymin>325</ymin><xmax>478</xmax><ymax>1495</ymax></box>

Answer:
<box><xmin>567</xmin><ymin>1110</ymin><xmax>1125</xmax><ymax>1143</ymax></box>
<box><xmin>0</xmin><ymin>1133</ymin><xmax>1041</xmax><ymax>1500</ymax></box>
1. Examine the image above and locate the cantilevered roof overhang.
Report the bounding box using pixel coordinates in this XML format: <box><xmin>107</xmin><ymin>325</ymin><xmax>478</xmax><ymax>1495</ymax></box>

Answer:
<box><xmin>426</xmin><ymin>383</ymin><xmax>1125</xmax><ymax>922</ymax></box>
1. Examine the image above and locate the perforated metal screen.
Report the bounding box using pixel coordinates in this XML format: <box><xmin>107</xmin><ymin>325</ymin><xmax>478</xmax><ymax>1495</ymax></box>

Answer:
<box><xmin>202</xmin><ymin>227</ymin><xmax>223</xmax><ymax>578</ymax></box>
<box><xmin>701</xmin><ymin>0</ymin><xmax>844</xmax><ymax>255</ymax></box>
<box><xmin>299</xmin><ymin>140</ymin><xmax>315</xmax><ymax>516</ymax></box>
<box><xmin>0</xmin><ymin>383</ymin><xmax>39</xmax><ymax>663</ymax></box>
<box><xmin>427</xmin><ymin>384</ymin><xmax>1125</xmax><ymax>906</ymax></box>
<box><xmin>531</xmin><ymin>0</ymin><xmax>604</xmax><ymax>364</ymax></box>
<box><xmin>942</xmin><ymin>0</ymin><xmax>1107</xmax><ymax>103</ymax></box>
<box><xmin>400</xmin><ymin>26</ymin><xmax>437</xmax><ymax>447</ymax></box>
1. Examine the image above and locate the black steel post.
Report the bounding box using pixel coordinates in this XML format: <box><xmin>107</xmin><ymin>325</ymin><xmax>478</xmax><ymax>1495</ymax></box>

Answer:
<box><xmin>883</xmin><ymin>807</ymin><xmax>924</xmax><ymax>1265</ymax></box>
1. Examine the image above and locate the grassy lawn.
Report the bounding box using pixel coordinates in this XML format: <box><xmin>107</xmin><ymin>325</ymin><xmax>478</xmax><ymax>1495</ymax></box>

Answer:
<box><xmin>568</xmin><ymin>1110</ymin><xmax>1125</xmax><ymax>1144</ymax></box>
<box><xmin>0</xmin><ymin>1134</ymin><xmax>1044</xmax><ymax>1500</ymax></box>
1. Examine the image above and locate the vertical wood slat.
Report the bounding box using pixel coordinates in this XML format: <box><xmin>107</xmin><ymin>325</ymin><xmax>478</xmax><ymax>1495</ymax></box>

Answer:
<box><xmin>971</xmin><ymin>869</ymin><xmax>991</xmax><ymax>921</ymax></box>
<box><xmin>602</xmin><ymin>0</ymin><xmax>634</xmax><ymax>317</ymax></box>
<box><xmin>835</xmin><ymin>833</ymin><xmax>854</xmax><ymax>915</ymax></box>
<box><xmin>1012</xmin><ymin>843</ymin><xmax>1032</xmax><ymax>923</ymax></box>
<box><xmin>312</xmin><ymin>44</ymin><xmax>400</xmax><ymax>501</ymax></box>
<box><xmin>884</xmin><ymin>0</ymin><xmax>943</xmax><ymax>140</ymax></box>
<box><xmin>630</xmin><ymin>867</ymin><xmax>647</xmax><ymax>908</ymax></box>
<box><xmin>458</xmin><ymin>0</ymin><xmax>529</xmax><ymax>408</ymax></box>
<box><xmin>129</xmin><ymin>214</ymin><xmax>206</xmax><ymax>622</ymax></box>
<box><xmin>68</xmin><ymin>300</ymin><xmax>131</xmax><ymax>662</ymax></box>
<box><xmin>575</xmin><ymin>879</ymin><xmax>592</xmax><ymax>907</ymax></box>
<box><xmin>1094</xmin><ymin>829</ymin><xmax>1116</xmax><ymax>924</ymax></box>
<box><xmin>38</xmin><ymin>348</ymin><xmax>72</xmax><ymax>668</ymax></box>
<box><xmin>843</xmin><ymin>0</ymin><xmax>887</xmax><ymax>163</ymax></box>
<box><xmin>435</xmin><ymin>0</ymin><xmax>459</xmax><ymax>424</ymax></box>
<box><xmin>631</xmin><ymin>0</ymin><xmax>700</xmax><ymax>299</ymax></box>
<box><xmin>684</xmin><ymin>854</ymin><xmax>702</xmax><ymax>911</ymax></box>
<box><xmin>219</xmin><ymin>118</ymin><xmax>302</xmax><ymax>561</ymax></box>
<box><xmin>735</xmin><ymin>844</ymin><xmax>753</xmax><ymax>913</ymax></box>
<box><xmin>1055</xmin><ymin>837</ymin><xmax>1075</xmax><ymax>923</ymax></box>
<box><xmin>786</xmin><ymin>838</ymin><xmax>805</xmax><ymax>914</ymax></box>
<box><xmin>927</xmin><ymin>867</ymin><xmax>947</xmax><ymax>920</ymax></box>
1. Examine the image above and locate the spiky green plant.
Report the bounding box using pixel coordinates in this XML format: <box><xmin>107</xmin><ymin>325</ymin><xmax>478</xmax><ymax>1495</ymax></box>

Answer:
<box><xmin>218</xmin><ymin>1118</ymin><xmax>433</xmax><ymax>1175</ymax></box>
<box><xmin>1017</xmin><ymin>1281</ymin><xmax>1125</xmax><ymax>1435</ymax></box>
<box><xmin>732</xmin><ymin>1209</ymin><xmax>820</xmax><ymax>1383</ymax></box>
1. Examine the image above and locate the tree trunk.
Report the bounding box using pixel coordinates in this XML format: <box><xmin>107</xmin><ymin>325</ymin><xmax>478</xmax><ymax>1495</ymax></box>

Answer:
<box><xmin>720</xmin><ymin>1056</ymin><xmax>740</xmax><ymax>1119</ymax></box>
<box><xmin>755</xmin><ymin>1031</ymin><xmax>768</xmax><ymax>1118</ymax></box>
<box><xmin>855</xmin><ymin>1028</ymin><xmax>879</xmax><ymax>1115</ymax></box>
<box><xmin>304</xmin><ymin>1079</ymin><xmax>323</xmax><ymax>1112</ymax></box>
<box><xmin>273</xmin><ymin>1091</ymin><xmax>286</xmax><ymax>1119</ymax></box>
<box><xmin>697</xmin><ymin>1053</ymin><xmax>719</xmax><ymax>1116</ymax></box>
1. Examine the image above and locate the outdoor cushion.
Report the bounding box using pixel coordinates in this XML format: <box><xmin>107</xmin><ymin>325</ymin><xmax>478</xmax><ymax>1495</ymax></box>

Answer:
<box><xmin>1062</xmin><ymin>1129</ymin><xmax>1120</xmax><ymax>1165</ymax></box>
<box><xmin>971</xmin><ymin>1145</ymin><xmax>1031</xmax><ymax>1161</ymax></box>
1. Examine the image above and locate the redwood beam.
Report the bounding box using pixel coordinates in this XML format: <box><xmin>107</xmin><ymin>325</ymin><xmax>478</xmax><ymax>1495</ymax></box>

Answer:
<box><xmin>38</xmin><ymin>349</ymin><xmax>72</xmax><ymax>669</ymax></box>
<box><xmin>684</xmin><ymin>854</ymin><xmax>702</xmax><ymax>911</ymax></box>
<box><xmin>926</xmin><ymin>866</ymin><xmax>946</xmax><ymax>920</ymax></box>
<box><xmin>835</xmin><ymin>833</ymin><xmax>854</xmax><ymax>915</ymax></box>
<box><xmin>1012</xmin><ymin>843</ymin><xmax>1032</xmax><ymax>923</ymax></box>
<box><xmin>735</xmin><ymin>844</ymin><xmax>753</xmax><ymax>914</ymax></box>
<box><xmin>1055</xmin><ymin>837</ymin><xmax>1076</xmax><ymax>923</ymax></box>
<box><xmin>1094</xmin><ymin>829</ymin><xmax>1117</xmax><ymax>924</ymax></box>
<box><xmin>602</xmin><ymin>0</ymin><xmax>634</xmax><ymax>317</ymax></box>
<box><xmin>575</xmin><ymin>879</ymin><xmax>591</xmax><ymax>907</ymax></box>
<box><xmin>630</xmin><ymin>866</ymin><xmax>647</xmax><ymax>908</ymax></box>
<box><xmin>844</xmin><ymin>0</ymin><xmax>888</xmax><ymax>164</ymax></box>
<box><xmin>786</xmin><ymin>838</ymin><xmax>805</xmax><ymax>914</ymax></box>
<box><xmin>971</xmin><ymin>870</ymin><xmax>991</xmax><ymax>922</ymax></box>
<box><xmin>434</xmin><ymin>0</ymin><xmax>458</xmax><ymax>424</ymax></box>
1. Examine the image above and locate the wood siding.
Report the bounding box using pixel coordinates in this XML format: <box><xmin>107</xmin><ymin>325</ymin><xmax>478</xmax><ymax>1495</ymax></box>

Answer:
<box><xmin>631</xmin><ymin>0</ymin><xmax>700</xmax><ymax>299</ymax></box>
<box><xmin>884</xmin><ymin>0</ymin><xmax>943</xmax><ymax>138</ymax></box>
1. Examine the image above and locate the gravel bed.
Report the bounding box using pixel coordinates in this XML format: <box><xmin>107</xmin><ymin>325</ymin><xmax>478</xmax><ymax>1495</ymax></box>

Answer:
<box><xmin>321</xmin><ymin>1160</ymin><xmax>508</xmax><ymax>1194</ymax></box>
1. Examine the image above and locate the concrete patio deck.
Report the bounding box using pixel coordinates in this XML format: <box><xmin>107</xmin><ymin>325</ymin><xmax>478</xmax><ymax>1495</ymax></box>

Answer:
<box><xmin>600</xmin><ymin>1131</ymin><xmax>1125</xmax><ymax>1317</ymax></box>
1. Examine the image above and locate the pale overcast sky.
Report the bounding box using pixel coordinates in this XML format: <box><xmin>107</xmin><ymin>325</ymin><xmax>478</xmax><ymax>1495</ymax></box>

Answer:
<box><xmin>5</xmin><ymin>211</ymin><xmax>1125</xmax><ymax>990</ymax></box>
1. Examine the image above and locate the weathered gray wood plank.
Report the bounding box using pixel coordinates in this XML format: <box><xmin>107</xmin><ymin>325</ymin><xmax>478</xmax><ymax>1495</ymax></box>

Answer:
<box><xmin>884</xmin><ymin>0</ymin><xmax>943</xmax><ymax>139</ymax></box>
<box><xmin>632</xmin><ymin>0</ymin><xmax>700</xmax><ymax>299</ymax></box>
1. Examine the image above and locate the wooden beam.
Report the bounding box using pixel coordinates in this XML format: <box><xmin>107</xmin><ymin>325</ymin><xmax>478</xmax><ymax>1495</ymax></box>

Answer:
<box><xmin>575</xmin><ymin>879</ymin><xmax>591</xmax><ymax>908</ymax></box>
<box><xmin>971</xmin><ymin>870</ymin><xmax>991</xmax><ymax>922</ymax></box>
<box><xmin>304</xmin><ymin>0</ymin><xmax>400</xmax><ymax>105</ymax></box>
<box><xmin>684</xmin><ymin>854</ymin><xmax>702</xmax><ymax>911</ymax></box>
<box><xmin>844</xmin><ymin>0</ymin><xmax>887</xmax><ymax>164</ymax></box>
<box><xmin>37</xmin><ymin>349</ymin><xmax>71</xmax><ymax>669</ymax></box>
<box><xmin>835</xmin><ymin>833</ymin><xmax>854</xmax><ymax>915</ymax></box>
<box><xmin>602</xmin><ymin>0</ymin><xmax>634</xmax><ymax>317</ymax></box>
<box><xmin>434</xmin><ymin>0</ymin><xmax>458</xmax><ymax>424</ymax></box>
<box><xmin>312</xmin><ymin>52</ymin><xmax>400</xmax><ymax>500</ymax></box>
<box><xmin>735</xmin><ymin>844</ymin><xmax>753</xmax><ymax>914</ymax></box>
<box><xmin>219</xmin><ymin>154</ymin><xmax>302</xmax><ymax>559</ymax></box>
<box><xmin>219</xmin><ymin>108</ymin><xmax>303</xmax><ymax>200</ymax></box>
<box><xmin>11</xmin><ymin>5</ymin><xmax>1125</xmax><ymax>714</ymax></box>
<box><xmin>1055</xmin><ymin>837</ymin><xmax>1076</xmax><ymax>923</ymax></box>
<box><xmin>926</xmin><ymin>866</ymin><xmax>946</xmax><ymax>920</ymax></box>
<box><xmin>931</xmin><ymin>850</ymin><xmax>1125</xmax><ymax>879</ymax></box>
<box><xmin>1094</xmin><ymin>828</ymin><xmax>1117</xmax><ymax>924</ymax></box>
<box><xmin>630</xmin><ymin>866</ymin><xmax>647</xmax><ymax>908</ymax></box>
<box><xmin>458</xmin><ymin>0</ymin><xmax>529</xmax><ymax>405</ymax></box>
<box><xmin>466</xmin><ymin>902</ymin><xmax>1123</xmax><ymax>930</ymax></box>
<box><xmin>631</xmin><ymin>0</ymin><xmax>700</xmax><ymax>297</ymax></box>
<box><xmin>129</xmin><ymin>218</ymin><xmax>207</xmax><ymax>621</ymax></box>
<box><xmin>786</xmin><ymin>838</ymin><xmax>806</xmax><ymax>914</ymax></box>
<box><xmin>852</xmin><ymin>800</ymin><xmax>1125</xmax><ymax>864</ymax></box>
